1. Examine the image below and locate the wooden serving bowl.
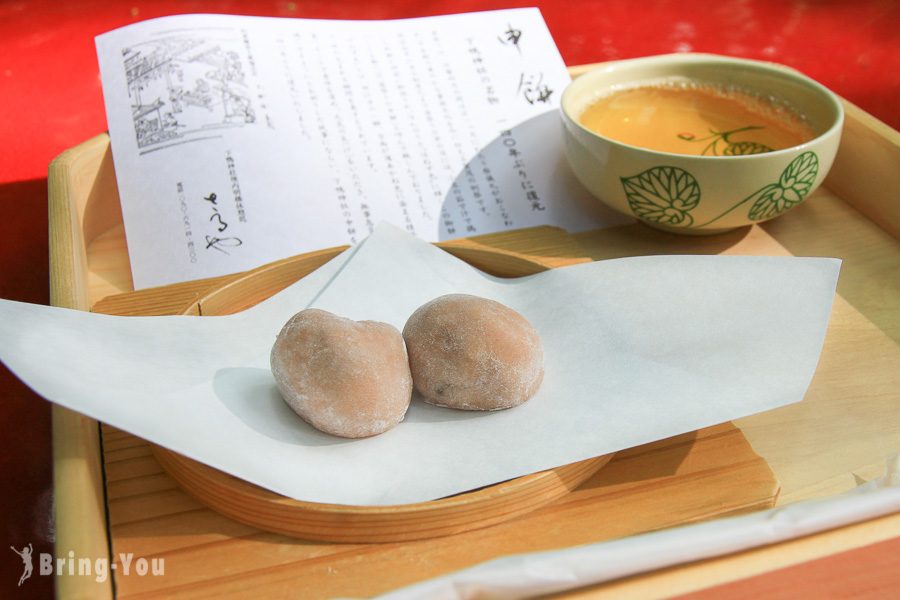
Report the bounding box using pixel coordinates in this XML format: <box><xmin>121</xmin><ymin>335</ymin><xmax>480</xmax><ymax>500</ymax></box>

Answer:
<box><xmin>149</xmin><ymin>244</ymin><xmax>613</xmax><ymax>543</ymax></box>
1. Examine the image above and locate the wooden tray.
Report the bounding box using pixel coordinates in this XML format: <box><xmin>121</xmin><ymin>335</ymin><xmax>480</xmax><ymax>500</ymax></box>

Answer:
<box><xmin>47</xmin><ymin>147</ymin><xmax>780</xmax><ymax>596</ymax></box>
<box><xmin>47</xmin><ymin>64</ymin><xmax>900</xmax><ymax>598</ymax></box>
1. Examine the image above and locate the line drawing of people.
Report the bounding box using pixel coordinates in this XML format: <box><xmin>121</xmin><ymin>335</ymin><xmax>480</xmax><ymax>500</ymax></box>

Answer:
<box><xmin>10</xmin><ymin>543</ymin><xmax>33</xmax><ymax>586</ymax></box>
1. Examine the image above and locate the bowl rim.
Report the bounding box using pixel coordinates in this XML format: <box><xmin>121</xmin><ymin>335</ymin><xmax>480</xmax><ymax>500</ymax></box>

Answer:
<box><xmin>560</xmin><ymin>53</ymin><xmax>845</xmax><ymax>162</ymax></box>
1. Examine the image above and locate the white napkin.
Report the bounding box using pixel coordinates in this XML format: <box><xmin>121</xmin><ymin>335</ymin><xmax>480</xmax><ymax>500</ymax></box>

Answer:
<box><xmin>0</xmin><ymin>225</ymin><xmax>840</xmax><ymax>505</ymax></box>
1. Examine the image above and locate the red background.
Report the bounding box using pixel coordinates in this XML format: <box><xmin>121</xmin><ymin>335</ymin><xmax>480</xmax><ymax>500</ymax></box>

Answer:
<box><xmin>1</xmin><ymin>1</ymin><xmax>898</xmax><ymax>598</ymax></box>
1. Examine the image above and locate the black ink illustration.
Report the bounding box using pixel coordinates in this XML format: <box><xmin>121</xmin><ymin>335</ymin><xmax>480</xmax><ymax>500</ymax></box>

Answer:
<box><xmin>122</xmin><ymin>33</ymin><xmax>256</xmax><ymax>149</ymax></box>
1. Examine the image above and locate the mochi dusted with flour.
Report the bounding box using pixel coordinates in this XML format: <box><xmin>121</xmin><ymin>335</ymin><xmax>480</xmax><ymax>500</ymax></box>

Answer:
<box><xmin>403</xmin><ymin>294</ymin><xmax>544</xmax><ymax>411</ymax></box>
<box><xmin>270</xmin><ymin>309</ymin><xmax>412</xmax><ymax>438</ymax></box>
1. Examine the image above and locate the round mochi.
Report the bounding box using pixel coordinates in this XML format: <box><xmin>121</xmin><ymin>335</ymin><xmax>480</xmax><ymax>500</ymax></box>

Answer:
<box><xmin>270</xmin><ymin>308</ymin><xmax>413</xmax><ymax>438</ymax></box>
<box><xmin>403</xmin><ymin>294</ymin><xmax>544</xmax><ymax>411</ymax></box>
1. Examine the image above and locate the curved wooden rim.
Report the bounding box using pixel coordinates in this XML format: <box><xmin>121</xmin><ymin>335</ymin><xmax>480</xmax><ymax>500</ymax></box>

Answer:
<box><xmin>155</xmin><ymin>244</ymin><xmax>614</xmax><ymax>542</ymax></box>
<box><xmin>152</xmin><ymin>445</ymin><xmax>612</xmax><ymax>542</ymax></box>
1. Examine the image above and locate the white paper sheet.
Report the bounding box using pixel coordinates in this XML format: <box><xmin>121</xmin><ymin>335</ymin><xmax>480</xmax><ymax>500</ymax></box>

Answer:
<box><xmin>96</xmin><ymin>9</ymin><xmax>629</xmax><ymax>289</ymax></box>
<box><xmin>378</xmin><ymin>454</ymin><xmax>900</xmax><ymax>600</ymax></box>
<box><xmin>0</xmin><ymin>225</ymin><xmax>839</xmax><ymax>505</ymax></box>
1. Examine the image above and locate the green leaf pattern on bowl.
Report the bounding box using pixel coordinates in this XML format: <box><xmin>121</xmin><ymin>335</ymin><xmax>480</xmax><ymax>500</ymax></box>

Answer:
<box><xmin>747</xmin><ymin>152</ymin><xmax>819</xmax><ymax>220</ymax></box>
<box><xmin>620</xmin><ymin>166</ymin><xmax>700</xmax><ymax>226</ymax></box>
<box><xmin>724</xmin><ymin>141</ymin><xmax>773</xmax><ymax>156</ymax></box>
<box><xmin>620</xmin><ymin>151</ymin><xmax>820</xmax><ymax>228</ymax></box>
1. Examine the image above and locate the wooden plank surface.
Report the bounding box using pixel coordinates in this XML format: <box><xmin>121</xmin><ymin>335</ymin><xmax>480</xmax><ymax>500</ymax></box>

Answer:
<box><xmin>103</xmin><ymin>422</ymin><xmax>776</xmax><ymax>598</ymax></box>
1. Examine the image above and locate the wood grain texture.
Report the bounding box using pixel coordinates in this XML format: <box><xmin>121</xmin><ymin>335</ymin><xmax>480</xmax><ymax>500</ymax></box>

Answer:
<box><xmin>90</xmin><ymin>225</ymin><xmax>586</xmax><ymax>317</ymax></box>
<box><xmin>47</xmin><ymin>134</ymin><xmax>114</xmax><ymax>600</ymax></box>
<box><xmin>102</xmin><ymin>422</ymin><xmax>776</xmax><ymax>598</ymax></box>
<box><xmin>153</xmin><ymin>445</ymin><xmax>612</xmax><ymax>543</ymax></box>
<box><xmin>824</xmin><ymin>99</ymin><xmax>900</xmax><ymax>241</ymax></box>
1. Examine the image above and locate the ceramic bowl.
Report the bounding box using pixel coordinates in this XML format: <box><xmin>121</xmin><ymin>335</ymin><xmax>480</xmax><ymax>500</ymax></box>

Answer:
<box><xmin>560</xmin><ymin>54</ymin><xmax>844</xmax><ymax>234</ymax></box>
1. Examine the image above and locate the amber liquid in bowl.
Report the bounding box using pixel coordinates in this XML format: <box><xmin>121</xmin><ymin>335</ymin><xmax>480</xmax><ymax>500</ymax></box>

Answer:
<box><xmin>578</xmin><ymin>81</ymin><xmax>815</xmax><ymax>156</ymax></box>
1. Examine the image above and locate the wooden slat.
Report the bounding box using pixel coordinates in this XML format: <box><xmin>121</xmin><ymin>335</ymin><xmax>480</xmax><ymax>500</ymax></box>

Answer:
<box><xmin>152</xmin><ymin>445</ymin><xmax>611</xmax><ymax>542</ymax></box>
<box><xmin>90</xmin><ymin>225</ymin><xmax>584</xmax><ymax>316</ymax></box>
<box><xmin>108</xmin><ymin>490</ymin><xmax>205</xmax><ymax>527</ymax></box>
<box><xmin>101</xmin><ymin>423</ymin><xmax>776</xmax><ymax>598</ymax></box>
<box><xmin>106</xmin><ymin>472</ymin><xmax>177</xmax><ymax>500</ymax></box>
<box><xmin>110</xmin><ymin>509</ymin><xmax>259</xmax><ymax>557</ymax></box>
<box><xmin>824</xmin><ymin>100</ymin><xmax>900</xmax><ymax>240</ymax></box>
<box><xmin>103</xmin><ymin>445</ymin><xmax>153</xmax><ymax>463</ymax></box>
<box><xmin>104</xmin><ymin>456</ymin><xmax>164</xmax><ymax>482</ymax></box>
<box><xmin>48</xmin><ymin>133</ymin><xmax>114</xmax><ymax>600</ymax></box>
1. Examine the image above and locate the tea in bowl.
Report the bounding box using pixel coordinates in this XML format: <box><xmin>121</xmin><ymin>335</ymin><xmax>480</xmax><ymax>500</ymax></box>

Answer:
<box><xmin>560</xmin><ymin>54</ymin><xmax>843</xmax><ymax>233</ymax></box>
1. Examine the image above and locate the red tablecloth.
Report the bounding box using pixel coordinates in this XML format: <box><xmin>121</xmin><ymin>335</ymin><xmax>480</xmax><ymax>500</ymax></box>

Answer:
<box><xmin>1</xmin><ymin>2</ymin><xmax>898</xmax><ymax>598</ymax></box>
